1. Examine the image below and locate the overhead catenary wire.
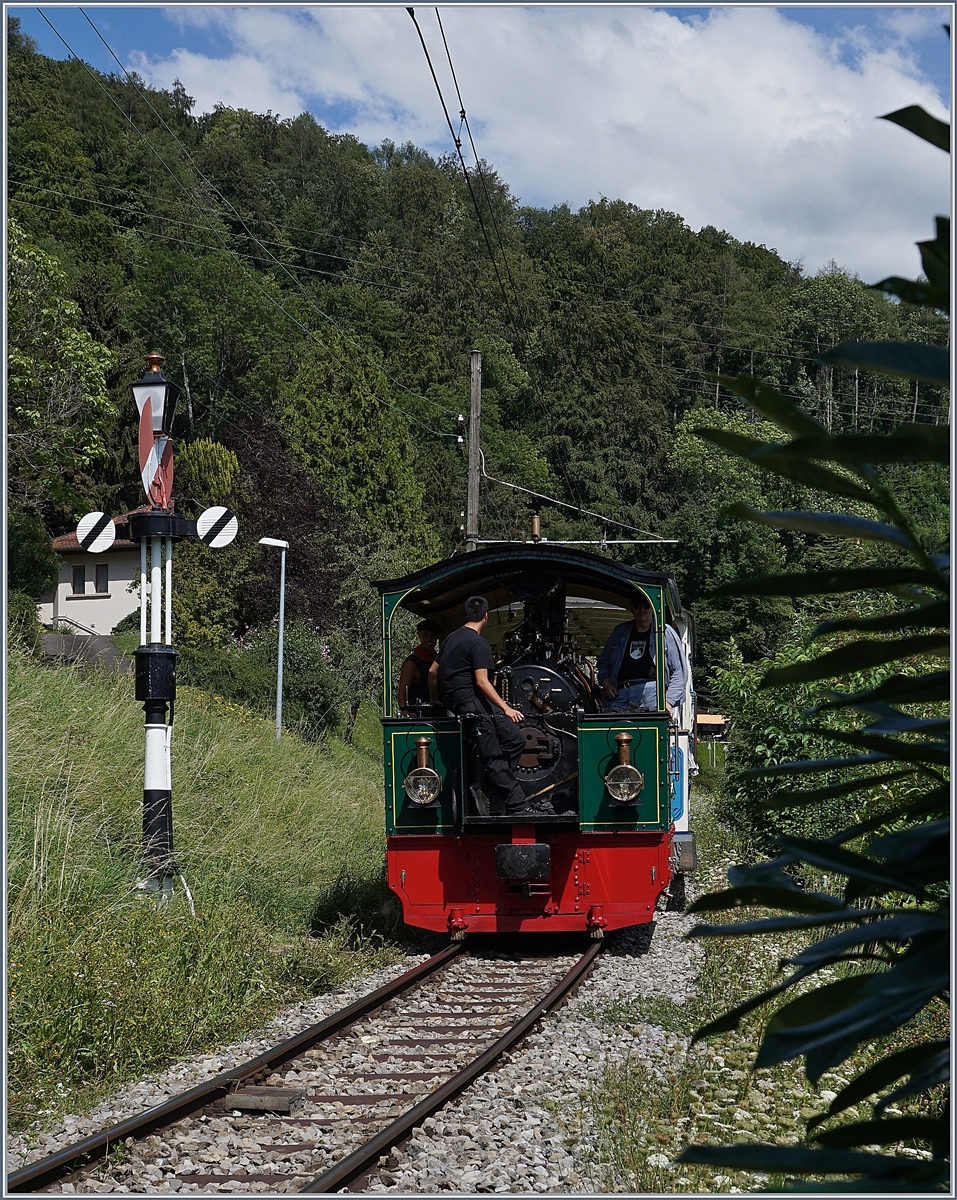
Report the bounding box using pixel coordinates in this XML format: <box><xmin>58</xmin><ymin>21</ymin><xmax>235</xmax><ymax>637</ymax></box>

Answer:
<box><xmin>411</xmin><ymin>7</ymin><xmax>593</xmax><ymax>521</ymax></box>
<box><xmin>479</xmin><ymin>452</ymin><xmax>669</xmax><ymax>539</ymax></box>
<box><xmin>14</xmin><ymin>166</ymin><xmax>945</xmax><ymax>393</ymax></box>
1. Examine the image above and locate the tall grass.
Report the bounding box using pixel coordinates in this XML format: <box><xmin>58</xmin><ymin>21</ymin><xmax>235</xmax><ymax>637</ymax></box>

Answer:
<box><xmin>6</xmin><ymin>654</ymin><xmax>399</xmax><ymax>1128</ymax></box>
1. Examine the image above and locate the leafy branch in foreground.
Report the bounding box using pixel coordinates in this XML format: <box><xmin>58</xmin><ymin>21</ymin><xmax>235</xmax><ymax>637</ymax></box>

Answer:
<box><xmin>678</xmin><ymin>102</ymin><xmax>950</xmax><ymax>1193</ymax></box>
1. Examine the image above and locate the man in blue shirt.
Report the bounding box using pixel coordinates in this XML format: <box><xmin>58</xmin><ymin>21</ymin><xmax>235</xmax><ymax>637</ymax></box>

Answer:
<box><xmin>598</xmin><ymin>595</ymin><xmax>688</xmax><ymax>718</ymax></box>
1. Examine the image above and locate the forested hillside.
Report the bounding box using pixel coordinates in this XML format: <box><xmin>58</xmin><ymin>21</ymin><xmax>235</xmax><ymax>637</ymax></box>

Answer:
<box><xmin>8</xmin><ymin>17</ymin><xmax>949</xmax><ymax>706</ymax></box>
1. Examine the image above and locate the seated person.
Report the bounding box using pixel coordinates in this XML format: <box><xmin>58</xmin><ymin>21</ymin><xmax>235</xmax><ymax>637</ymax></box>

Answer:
<box><xmin>398</xmin><ymin>619</ymin><xmax>442</xmax><ymax>712</ymax></box>
<box><xmin>429</xmin><ymin>595</ymin><xmax>554</xmax><ymax>816</ymax></box>
<box><xmin>598</xmin><ymin>595</ymin><xmax>688</xmax><ymax>718</ymax></box>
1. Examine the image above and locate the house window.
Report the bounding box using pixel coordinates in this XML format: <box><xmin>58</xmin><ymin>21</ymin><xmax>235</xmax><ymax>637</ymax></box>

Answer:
<box><xmin>95</xmin><ymin>564</ymin><xmax>109</xmax><ymax>594</ymax></box>
<box><xmin>72</xmin><ymin>566</ymin><xmax>86</xmax><ymax>594</ymax></box>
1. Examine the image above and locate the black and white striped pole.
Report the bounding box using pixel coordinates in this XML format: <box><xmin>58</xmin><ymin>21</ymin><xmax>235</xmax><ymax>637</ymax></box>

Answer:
<box><xmin>129</xmin><ymin>353</ymin><xmax>182</xmax><ymax>898</ymax></box>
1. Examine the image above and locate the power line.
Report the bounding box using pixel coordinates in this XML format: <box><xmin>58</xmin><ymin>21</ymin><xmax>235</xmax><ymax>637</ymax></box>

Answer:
<box><xmin>75</xmin><ymin>7</ymin><xmax>457</xmax><ymax>418</ymax></box>
<box><xmin>35</xmin><ymin>8</ymin><xmax>460</xmax><ymax>440</ymax></box>
<box><xmin>479</xmin><ymin>452</ymin><xmax>667</xmax><ymax>539</ymax></box>
<box><xmin>413</xmin><ymin>7</ymin><xmax>594</xmax><ymax>524</ymax></box>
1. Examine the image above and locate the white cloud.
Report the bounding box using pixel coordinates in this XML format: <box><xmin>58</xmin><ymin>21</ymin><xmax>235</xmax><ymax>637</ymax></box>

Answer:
<box><xmin>132</xmin><ymin>5</ymin><xmax>951</xmax><ymax>281</ymax></box>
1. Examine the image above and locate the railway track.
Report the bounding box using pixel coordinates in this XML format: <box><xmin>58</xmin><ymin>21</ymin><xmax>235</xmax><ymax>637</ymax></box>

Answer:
<box><xmin>8</xmin><ymin>939</ymin><xmax>602</xmax><ymax>1195</ymax></box>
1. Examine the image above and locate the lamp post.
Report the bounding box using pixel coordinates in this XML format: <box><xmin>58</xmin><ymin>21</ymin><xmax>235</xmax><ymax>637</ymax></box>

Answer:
<box><xmin>259</xmin><ymin>537</ymin><xmax>289</xmax><ymax>740</ymax></box>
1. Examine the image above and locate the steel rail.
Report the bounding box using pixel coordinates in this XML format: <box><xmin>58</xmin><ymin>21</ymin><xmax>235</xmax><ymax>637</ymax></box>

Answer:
<box><xmin>299</xmin><ymin>940</ymin><xmax>604</xmax><ymax>1193</ymax></box>
<box><xmin>5</xmin><ymin>943</ymin><xmax>463</xmax><ymax>1194</ymax></box>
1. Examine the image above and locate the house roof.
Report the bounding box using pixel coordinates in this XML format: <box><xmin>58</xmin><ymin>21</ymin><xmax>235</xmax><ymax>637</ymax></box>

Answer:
<box><xmin>51</xmin><ymin>507</ymin><xmax>150</xmax><ymax>554</ymax></box>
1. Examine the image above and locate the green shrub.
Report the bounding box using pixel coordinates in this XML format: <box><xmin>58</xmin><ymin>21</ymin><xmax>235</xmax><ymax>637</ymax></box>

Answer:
<box><xmin>7</xmin><ymin>590</ymin><xmax>42</xmax><ymax>652</ymax></box>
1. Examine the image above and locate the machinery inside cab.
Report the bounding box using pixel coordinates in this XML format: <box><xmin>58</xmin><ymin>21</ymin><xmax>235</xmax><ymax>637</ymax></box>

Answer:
<box><xmin>374</xmin><ymin>545</ymin><xmax>697</xmax><ymax>937</ymax></box>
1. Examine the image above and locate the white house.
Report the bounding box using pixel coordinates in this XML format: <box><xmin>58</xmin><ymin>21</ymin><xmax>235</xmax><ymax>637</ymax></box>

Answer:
<box><xmin>38</xmin><ymin>510</ymin><xmax>145</xmax><ymax>635</ymax></box>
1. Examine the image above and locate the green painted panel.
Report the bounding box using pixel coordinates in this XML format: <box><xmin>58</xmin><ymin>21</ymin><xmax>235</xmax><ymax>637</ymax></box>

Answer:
<box><xmin>578</xmin><ymin>716</ymin><xmax>671</xmax><ymax>832</ymax></box>
<box><xmin>383</xmin><ymin>718</ymin><xmax>461</xmax><ymax>835</ymax></box>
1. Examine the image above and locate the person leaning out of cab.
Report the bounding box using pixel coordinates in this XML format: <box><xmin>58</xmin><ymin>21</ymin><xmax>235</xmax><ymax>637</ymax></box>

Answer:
<box><xmin>398</xmin><ymin>619</ymin><xmax>442</xmax><ymax>712</ymax></box>
<box><xmin>598</xmin><ymin>594</ymin><xmax>687</xmax><ymax>718</ymax></box>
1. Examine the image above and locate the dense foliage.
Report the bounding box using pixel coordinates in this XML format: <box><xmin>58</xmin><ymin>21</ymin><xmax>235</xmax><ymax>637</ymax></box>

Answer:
<box><xmin>679</xmin><ymin>104</ymin><xmax>950</xmax><ymax>1191</ymax></box>
<box><xmin>7</xmin><ymin>17</ymin><xmax>949</xmax><ymax>709</ymax></box>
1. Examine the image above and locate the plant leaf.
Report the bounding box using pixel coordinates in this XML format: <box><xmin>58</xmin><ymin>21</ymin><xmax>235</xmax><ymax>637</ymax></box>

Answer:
<box><xmin>761</xmin><ymin>635</ymin><xmax>950</xmax><ymax>687</ymax></box>
<box><xmin>813</xmin><ymin>601</ymin><xmax>949</xmax><ymax>639</ymax></box>
<box><xmin>881</xmin><ymin>105</ymin><xmax>950</xmax><ymax>151</ymax></box>
<box><xmin>774</xmin><ymin>837</ymin><xmax>922</xmax><ymax>895</ymax></box>
<box><xmin>806</xmin><ymin>1041</ymin><xmax>949</xmax><ymax>1130</ymax></box>
<box><xmin>697</xmin><ymin>429</ymin><xmax>876</xmax><ymax>501</ymax></box>
<box><xmin>676</xmin><ymin>1142</ymin><xmax>934</xmax><ymax>1177</ymax></box>
<box><xmin>757</xmin><ymin>952</ymin><xmax>947</xmax><ymax>1078</ymax></box>
<box><xmin>817</xmin><ymin>342</ymin><xmax>949</xmax><ymax>386</ymax></box>
<box><xmin>809</xmin><ymin>672</ymin><xmax>950</xmax><ymax>711</ymax></box>
<box><xmin>741</xmin><ymin>753</ymin><xmax>892</xmax><ymax>778</ymax></box>
<box><xmin>760</xmin><ymin>770</ymin><xmax>913</xmax><ymax>809</ymax></box>
<box><xmin>689</xmin><ymin>968</ymin><xmax>812</xmax><ymax>1042</ymax></box>
<box><xmin>689</xmin><ymin>909</ymin><xmax>907</xmax><ymax>938</ymax></box>
<box><xmin>713</xmin><ymin>374</ymin><xmax>827</xmax><ymax>437</ymax></box>
<box><xmin>867</xmin><ymin>817</ymin><xmax>950</xmax><ymax>861</ymax></box>
<box><xmin>710</xmin><ymin>568</ymin><xmax>947</xmax><ymax>599</ymax></box>
<box><xmin>871</xmin><ymin>274</ymin><xmax>949</xmax><ymax>313</ymax></box>
<box><xmin>687</xmin><ymin>885</ymin><xmax>848</xmax><ymax>915</ymax></box>
<box><xmin>785</xmin><ymin>916</ymin><xmax>947</xmax><ymax>969</ymax></box>
<box><xmin>812</xmin><ymin>1116</ymin><xmax>950</xmax><ymax>1150</ymax></box>
<box><xmin>827</xmin><ymin>789</ymin><xmax>952</xmax><ymax>845</ymax></box>
<box><xmin>724</xmin><ymin>505</ymin><xmax>912</xmax><ymax>547</ymax></box>
<box><xmin>875</xmin><ymin>1050</ymin><xmax>951</xmax><ymax>1113</ymax></box>
<box><xmin>918</xmin><ymin>217</ymin><xmax>950</xmax><ymax>290</ymax></box>
<box><xmin>783</xmin><ymin>425</ymin><xmax>951</xmax><ymax>464</ymax></box>
<box><xmin>802</xmin><ymin>728</ymin><xmax>950</xmax><ymax>768</ymax></box>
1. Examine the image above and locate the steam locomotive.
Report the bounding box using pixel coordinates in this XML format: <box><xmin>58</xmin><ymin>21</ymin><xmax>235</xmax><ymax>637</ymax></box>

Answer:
<box><xmin>374</xmin><ymin>544</ymin><xmax>696</xmax><ymax>937</ymax></box>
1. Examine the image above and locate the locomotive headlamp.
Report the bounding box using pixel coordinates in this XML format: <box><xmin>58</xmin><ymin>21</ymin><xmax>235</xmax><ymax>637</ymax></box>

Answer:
<box><xmin>605</xmin><ymin>732</ymin><xmax>644</xmax><ymax>804</ymax></box>
<box><xmin>404</xmin><ymin>736</ymin><xmax>441</xmax><ymax>805</ymax></box>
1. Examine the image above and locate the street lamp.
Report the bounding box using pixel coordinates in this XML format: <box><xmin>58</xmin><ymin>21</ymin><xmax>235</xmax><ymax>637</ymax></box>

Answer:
<box><xmin>259</xmin><ymin>537</ymin><xmax>289</xmax><ymax>740</ymax></box>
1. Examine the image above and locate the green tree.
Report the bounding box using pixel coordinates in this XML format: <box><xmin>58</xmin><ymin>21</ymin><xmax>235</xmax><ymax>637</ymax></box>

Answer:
<box><xmin>6</xmin><ymin>218</ymin><xmax>116</xmax><ymax>515</ymax></box>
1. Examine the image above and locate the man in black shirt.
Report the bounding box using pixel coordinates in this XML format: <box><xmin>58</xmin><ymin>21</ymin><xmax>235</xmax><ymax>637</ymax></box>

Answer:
<box><xmin>429</xmin><ymin>595</ymin><xmax>552</xmax><ymax>816</ymax></box>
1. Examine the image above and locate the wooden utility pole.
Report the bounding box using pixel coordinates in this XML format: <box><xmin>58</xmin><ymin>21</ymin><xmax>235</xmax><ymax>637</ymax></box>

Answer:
<box><xmin>466</xmin><ymin>349</ymin><xmax>481</xmax><ymax>552</ymax></box>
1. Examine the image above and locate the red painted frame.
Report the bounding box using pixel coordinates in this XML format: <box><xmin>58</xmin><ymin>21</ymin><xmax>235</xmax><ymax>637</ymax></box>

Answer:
<box><xmin>386</xmin><ymin>832</ymin><xmax>672</xmax><ymax>935</ymax></box>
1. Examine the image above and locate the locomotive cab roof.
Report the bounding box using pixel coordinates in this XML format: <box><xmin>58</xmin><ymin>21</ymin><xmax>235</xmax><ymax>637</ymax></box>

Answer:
<box><xmin>374</xmin><ymin>544</ymin><xmax>683</xmax><ymax>655</ymax></box>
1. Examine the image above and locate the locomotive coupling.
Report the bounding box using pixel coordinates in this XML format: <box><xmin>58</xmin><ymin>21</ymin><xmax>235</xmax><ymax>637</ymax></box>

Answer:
<box><xmin>586</xmin><ymin>904</ymin><xmax>607</xmax><ymax>939</ymax></box>
<box><xmin>448</xmin><ymin>907</ymin><xmax>469</xmax><ymax>940</ymax></box>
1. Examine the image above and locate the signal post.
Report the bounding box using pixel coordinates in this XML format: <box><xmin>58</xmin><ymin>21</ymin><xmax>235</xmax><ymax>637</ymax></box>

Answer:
<box><xmin>75</xmin><ymin>352</ymin><xmax>238</xmax><ymax>900</ymax></box>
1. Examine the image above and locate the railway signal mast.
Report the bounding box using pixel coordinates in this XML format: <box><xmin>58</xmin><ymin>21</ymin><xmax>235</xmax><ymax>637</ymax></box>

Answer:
<box><xmin>74</xmin><ymin>352</ymin><xmax>238</xmax><ymax>901</ymax></box>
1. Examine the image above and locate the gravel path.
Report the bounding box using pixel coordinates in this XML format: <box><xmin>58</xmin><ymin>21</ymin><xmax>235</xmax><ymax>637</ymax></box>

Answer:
<box><xmin>8</xmin><ymin>903</ymin><xmax>702</xmax><ymax>1194</ymax></box>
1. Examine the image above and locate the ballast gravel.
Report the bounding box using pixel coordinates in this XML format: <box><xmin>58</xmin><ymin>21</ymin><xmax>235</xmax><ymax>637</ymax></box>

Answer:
<box><xmin>363</xmin><ymin>910</ymin><xmax>701</xmax><ymax>1194</ymax></box>
<box><xmin>9</xmin><ymin>904</ymin><xmax>702</xmax><ymax>1194</ymax></box>
<box><xmin>6</xmin><ymin>954</ymin><xmax>437</xmax><ymax>1176</ymax></box>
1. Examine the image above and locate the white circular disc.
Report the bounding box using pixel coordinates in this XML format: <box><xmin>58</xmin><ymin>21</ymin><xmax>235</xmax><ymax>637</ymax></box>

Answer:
<box><xmin>197</xmin><ymin>505</ymin><xmax>238</xmax><ymax>548</ymax></box>
<box><xmin>76</xmin><ymin>511</ymin><xmax>116</xmax><ymax>554</ymax></box>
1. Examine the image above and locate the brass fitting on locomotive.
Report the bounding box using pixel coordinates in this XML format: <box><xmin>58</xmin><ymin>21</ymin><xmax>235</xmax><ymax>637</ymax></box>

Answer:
<box><xmin>604</xmin><ymin>731</ymin><xmax>644</xmax><ymax>804</ymax></box>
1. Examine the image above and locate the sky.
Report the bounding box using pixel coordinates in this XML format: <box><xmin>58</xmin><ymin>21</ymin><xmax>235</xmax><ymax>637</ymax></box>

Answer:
<box><xmin>11</xmin><ymin>5</ymin><xmax>954</xmax><ymax>282</ymax></box>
